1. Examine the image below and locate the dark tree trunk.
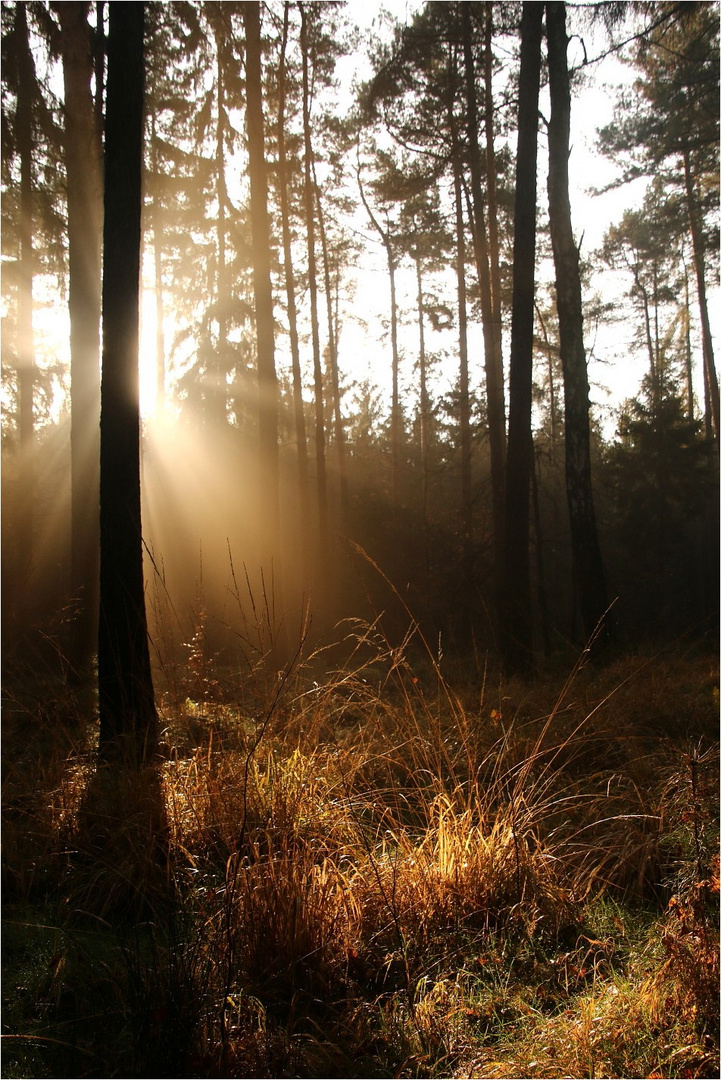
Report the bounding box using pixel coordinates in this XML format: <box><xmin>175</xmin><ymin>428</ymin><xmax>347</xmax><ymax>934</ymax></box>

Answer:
<box><xmin>243</xmin><ymin>0</ymin><xmax>280</xmax><ymax>567</ymax></box>
<box><xmin>415</xmin><ymin>253</ymin><xmax>430</xmax><ymax>558</ymax></box>
<box><xmin>683</xmin><ymin>148</ymin><xmax>719</xmax><ymax>444</ymax></box>
<box><xmin>94</xmin><ymin>0</ymin><xmax>104</xmax><ymax>147</ymax></box>
<box><xmin>483</xmin><ymin>0</ymin><xmax>503</xmax><ymax>366</ymax></box>
<box><xmin>356</xmin><ymin>171</ymin><xmax>401</xmax><ymax>502</ymax></box>
<box><xmin>15</xmin><ymin>2</ymin><xmax>36</xmax><ymax>614</ymax></box>
<box><xmin>58</xmin><ymin>1</ymin><xmax>103</xmax><ymax>678</ymax></box>
<box><xmin>500</xmin><ymin>0</ymin><xmax>543</xmax><ymax>674</ymax></box>
<box><xmin>315</xmin><ymin>178</ymin><xmax>349</xmax><ymax>525</ymax></box>
<box><xmin>98</xmin><ymin>1</ymin><xmax>157</xmax><ymax>764</ymax></box>
<box><xmin>212</xmin><ymin>28</ymin><xmax>229</xmax><ymax>426</ymax></box>
<box><xmin>277</xmin><ymin>2</ymin><xmax>310</xmax><ymax>549</ymax></box>
<box><xmin>387</xmin><ymin>235</ymin><xmax>401</xmax><ymax>503</ymax></box>
<box><xmin>150</xmin><ymin>112</ymin><xmax>166</xmax><ymax>409</ymax></box>
<box><xmin>453</xmin><ymin>158</ymin><xmax>473</xmax><ymax>616</ymax></box>
<box><xmin>300</xmin><ymin>3</ymin><xmax>328</xmax><ymax>554</ymax></box>
<box><xmin>461</xmin><ymin>2</ymin><xmax>505</xmax><ymax>576</ymax></box>
<box><xmin>546</xmin><ymin>0</ymin><xmax>611</xmax><ymax>649</ymax></box>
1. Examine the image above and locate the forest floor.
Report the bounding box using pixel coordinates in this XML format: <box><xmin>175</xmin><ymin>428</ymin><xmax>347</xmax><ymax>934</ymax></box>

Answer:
<box><xmin>2</xmin><ymin>622</ymin><xmax>719</xmax><ymax>1079</ymax></box>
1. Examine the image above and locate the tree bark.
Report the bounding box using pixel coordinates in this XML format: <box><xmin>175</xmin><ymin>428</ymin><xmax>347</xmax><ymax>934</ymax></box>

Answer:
<box><xmin>546</xmin><ymin>0</ymin><xmax>611</xmax><ymax>649</ymax></box>
<box><xmin>461</xmin><ymin>2</ymin><xmax>505</xmax><ymax>575</ymax></box>
<box><xmin>15</xmin><ymin>2</ymin><xmax>36</xmax><ymax>616</ymax></box>
<box><xmin>150</xmin><ymin>111</ymin><xmax>166</xmax><ymax>409</ymax></box>
<box><xmin>683</xmin><ymin>148</ymin><xmax>719</xmax><ymax>444</ymax></box>
<box><xmin>98</xmin><ymin>0</ymin><xmax>157</xmax><ymax>763</ymax></box>
<box><xmin>243</xmin><ymin>0</ymin><xmax>280</xmax><ymax>565</ymax></box>
<box><xmin>356</xmin><ymin>167</ymin><xmax>401</xmax><ymax>503</ymax></box>
<box><xmin>315</xmin><ymin>177</ymin><xmax>349</xmax><ymax>525</ymax></box>
<box><xmin>300</xmin><ymin>4</ymin><xmax>329</xmax><ymax>556</ymax></box>
<box><xmin>57</xmin><ymin>1</ymin><xmax>103</xmax><ymax>678</ymax></box>
<box><xmin>277</xmin><ymin>2</ymin><xmax>310</xmax><ymax>548</ymax></box>
<box><xmin>212</xmin><ymin>22</ymin><xmax>229</xmax><ymax>426</ymax></box>
<box><xmin>500</xmin><ymin>0</ymin><xmax>543</xmax><ymax>674</ymax></box>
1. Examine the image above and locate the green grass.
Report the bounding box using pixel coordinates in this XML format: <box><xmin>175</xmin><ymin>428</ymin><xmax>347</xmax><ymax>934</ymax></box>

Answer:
<box><xmin>2</xmin><ymin>628</ymin><xmax>719</xmax><ymax>1078</ymax></box>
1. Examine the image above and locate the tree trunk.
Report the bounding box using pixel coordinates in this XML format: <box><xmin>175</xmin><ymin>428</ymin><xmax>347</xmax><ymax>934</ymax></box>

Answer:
<box><xmin>356</xmin><ymin>168</ymin><xmax>401</xmax><ymax>503</ymax></box>
<box><xmin>500</xmin><ymin>0</ymin><xmax>543</xmax><ymax>674</ymax></box>
<box><xmin>683</xmin><ymin>148</ymin><xmax>719</xmax><ymax>444</ymax></box>
<box><xmin>277</xmin><ymin>2</ymin><xmax>310</xmax><ymax>549</ymax></box>
<box><xmin>14</xmin><ymin>1</ymin><xmax>36</xmax><ymax>625</ymax></box>
<box><xmin>546</xmin><ymin>0</ymin><xmax>611</xmax><ymax>649</ymax></box>
<box><xmin>483</xmin><ymin>0</ymin><xmax>503</xmax><ymax>353</ymax></box>
<box><xmin>386</xmin><ymin>233</ymin><xmax>402</xmax><ymax>503</ymax></box>
<box><xmin>243</xmin><ymin>0</ymin><xmax>281</xmax><ymax>584</ymax></box>
<box><xmin>415</xmin><ymin>252</ymin><xmax>430</xmax><ymax>561</ymax></box>
<box><xmin>461</xmin><ymin>2</ymin><xmax>505</xmax><ymax>576</ymax></box>
<box><xmin>300</xmin><ymin>3</ymin><xmax>328</xmax><ymax>556</ymax></box>
<box><xmin>150</xmin><ymin>112</ymin><xmax>166</xmax><ymax>409</ymax></box>
<box><xmin>453</xmin><ymin>159</ymin><xmax>473</xmax><ymax>619</ymax></box>
<box><xmin>58</xmin><ymin>1</ymin><xmax>103</xmax><ymax>679</ymax></box>
<box><xmin>315</xmin><ymin>178</ymin><xmax>349</xmax><ymax>524</ymax></box>
<box><xmin>98</xmin><ymin>0</ymin><xmax>157</xmax><ymax>764</ymax></box>
<box><xmin>212</xmin><ymin>27</ymin><xmax>229</xmax><ymax>426</ymax></box>
<box><xmin>94</xmin><ymin>0</ymin><xmax>104</xmax><ymax>147</ymax></box>
<box><xmin>682</xmin><ymin>260</ymin><xmax>694</xmax><ymax>419</ymax></box>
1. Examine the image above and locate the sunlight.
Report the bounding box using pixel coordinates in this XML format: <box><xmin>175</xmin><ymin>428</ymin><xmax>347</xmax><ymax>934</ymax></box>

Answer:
<box><xmin>139</xmin><ymin>286</ymin><xmax>161</xmax><ymax>418</ymax></box>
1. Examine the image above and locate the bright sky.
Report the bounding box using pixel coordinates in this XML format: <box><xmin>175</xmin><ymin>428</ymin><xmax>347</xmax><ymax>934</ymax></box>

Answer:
<box><xmin>139</xmin><ymin>1</ymin><xmax>718</xmax><ymax>438</ymax></box>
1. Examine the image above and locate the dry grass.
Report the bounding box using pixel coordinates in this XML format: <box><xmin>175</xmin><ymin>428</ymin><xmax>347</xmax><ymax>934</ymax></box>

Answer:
<box><xmin>2</xmin><ymin>618</ymin><xmax>718</xmax><ymax>1078</ymax></box>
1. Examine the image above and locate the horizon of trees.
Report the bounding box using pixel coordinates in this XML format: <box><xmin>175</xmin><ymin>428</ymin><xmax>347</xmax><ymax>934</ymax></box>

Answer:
<box><xmin>1</xmin><ymin>0</ymin><xmax>718</xmax><ymax>693</ymax></box>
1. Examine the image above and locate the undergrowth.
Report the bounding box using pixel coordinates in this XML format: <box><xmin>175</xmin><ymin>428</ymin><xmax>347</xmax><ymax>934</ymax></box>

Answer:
<box><xmin>2</xmin><ymin>612</ymin><xmax>718</xmax><ymax>1079</ymax></box>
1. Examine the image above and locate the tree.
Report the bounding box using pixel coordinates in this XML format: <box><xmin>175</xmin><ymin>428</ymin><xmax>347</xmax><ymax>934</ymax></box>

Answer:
<box><xmin>97</xmin><ymin>0</ymin><xmax>157</xmax><ymax>763</ymax></box>
<box><xmin>500</xmin><ymin>0</ymin><xmax>543</xmax><ymax>673</ymax></box>
<box><xmin>242</xmin><ymin>0</ymin><xmax>281</xmax><ymax>580</ymax></box>
<box><xmin>601</xmin><ymin>184</ymin><xmax>691</xmax><ymax>413</ymax></box>
<box><xmin>356</xmin><ymin>149</ymin><xmax>403</xmax><ymax>504</ymax></box>
<box><xmin>547</xmin><ymin>0</ymin><xmax>611</xmax><ymax>649</ymax></box>
<box><xmin>604</xmin><ymin>375</ymin><xmax>718</xmax><ymax>633</ymax></box>
<box><xmin>1</xmin><ymin>1</ymin><xmax>66</xmax><ymax>628</ymax></box>
<box><xmin>598</xmin><ymin>2</ymin><xmax>720</xmax><ymax>443</ymax></box>
<box><xmin>461</xmin><ymin>1</ymin><xmax>506</xmax><ymax>572</ymax></box>
<box><xmin>300</xmin><ymin>1</ymin><xmax>329</xmax><ymax>557</ymax></box>
<box><xmin>275</xmin><ymin>1</ymin><xmax>309</xmax><ymax>545</ymax></box>
<box><xmin>55</xmin><ymin>0</ymin><xmax>103</xmax><ymax>677</ymax></box>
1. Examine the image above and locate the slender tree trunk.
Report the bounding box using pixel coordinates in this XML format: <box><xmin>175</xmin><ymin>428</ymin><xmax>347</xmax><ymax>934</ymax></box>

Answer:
<box><xmin>315</xmin><ymin>178</ymin><xmax>349</xmax><ymax>523</ymax></box>
<box><xmin>15</xmin><ymin>2</ymin><xmax>36</xmax><ymax>616</ymax></box>
<box><xmin>453</xmin><ymin>160</ymin><xmax>473</xmax><ymax>615</ymax></box>
<box><xmin>483</xmin><ymin>0</ymin><xmax>504</xmax><ymax>430</ymax></box>
<box><xmin>356</xmin><ymin>167</ymin><xmax>401</xmax><ymax>502</ymax></box>
<box><xmin>461</xmin><ymin>2</ymin><xmax>505</xmax><ymax>575</ymax></box>
<box><xmin>683</xmin><ymin>148</ymin><xmax>719</xmax><ymax>444</ymax></box>
<box><xmin>531</xmin><ymin>447</ymin><xmax>551</xmax><ymax>658</ymax></box>
<box><xmin>150</xmin><ymin>113</ymin><xmax>166</xmax><ymax>409</ymax></box>
<box><xmin>300</xmin><ymin>4</ymin><xmax>328</xmax><ymax>553</ymax></box>
<box><xmin>243</xmin><ymin>1</ymin><xmax>281</xmax><ymax>579</ymax></box>
<box><xmin>634</xmin><ymin>263</ymin><xmax>658</xmax><ymax>405</ymax></box>
<box><xmin>500</xmin><ymin>0</ymin><xmax>543</xmax><ymax>674</ymax></box>
<box><xmin>98</xmin><ymin>0</ymin><xmax>157</xmax><ymax>763</ymax></box>
<box><xmin>213</xmin><ymin>30</ymin><xmax>228</xmax><ymax>426</ymax></box>
<box><xmin>535</xmin><ymin>303</ymin><xmax>559</xmax><ymax>453</ymax></box>
<box><xmin>58</xmin><ymin>1</ymin><xmax>103</xmax><ymax>678</ymax></box>
<box><xmin>445</xmin><ymin>61</ymin><xmax>473</xmax><ymax>619</ymax></box>
<box><xmin>682</xmin><ymin>260</ymin><xmax>694</xmax><ymax>419</ymax></box>
<box><xmin>277</xmin><ymin>1</ymin><xmax>310</xmax><ymax>546</ymax></box>
<box><xmin>388</xmin><ymin>233</ymin><xmax>401</xmax><ymax>503</ymax></box>
<box><xmin>415</xmin><ymin>253</ymin><xmax>430</xmax><ymax>556</ymax></box>
<box><xmin>94</xmin><ymin>0</ymin><xmax>104</xmax><ymax>147</ymax></box>
<box><xmin>547</xmin><ymin>0</ymin><xmax>611</xmax><ymax>649</ymax></box>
